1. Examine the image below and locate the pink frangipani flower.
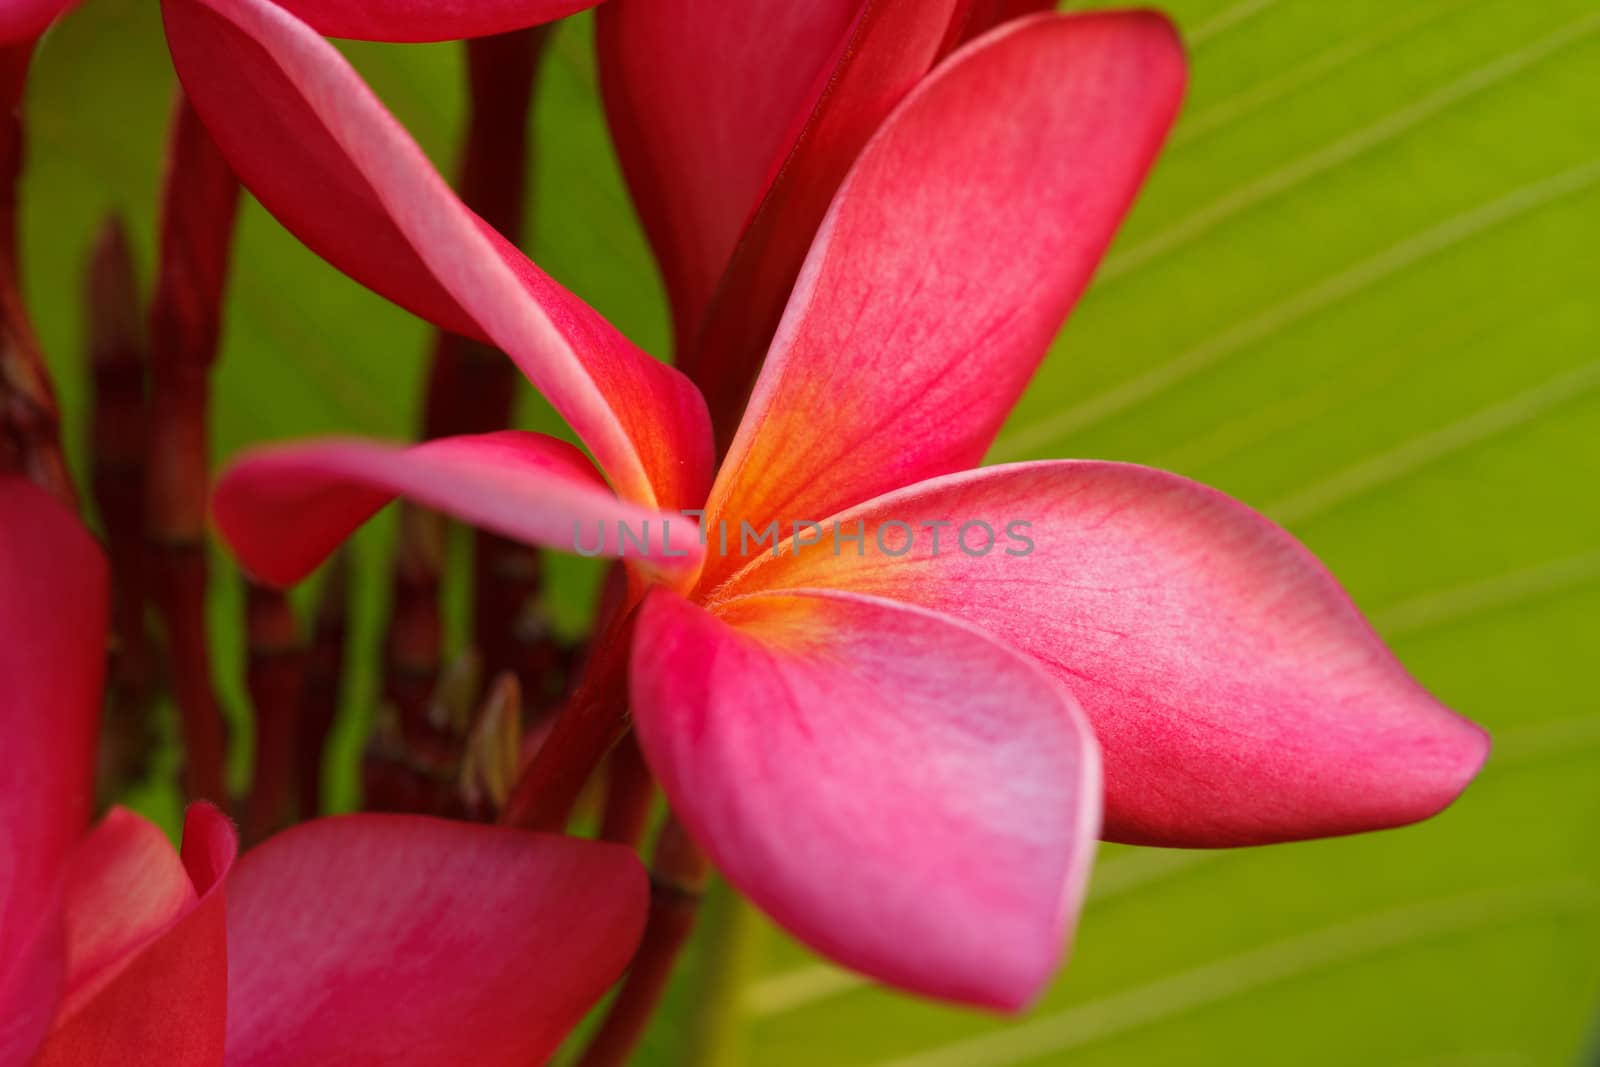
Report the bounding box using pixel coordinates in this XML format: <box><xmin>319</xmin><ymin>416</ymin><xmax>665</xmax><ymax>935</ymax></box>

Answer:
<box><xmin>169</xmin><ymin>0</ymin><xmax>1490</xmax><ymax>1009</ymax></box>
<box><xmin>0</xmin><ymin>476</ymin><xmax>647</xmax><ymax>1066</ymax></box>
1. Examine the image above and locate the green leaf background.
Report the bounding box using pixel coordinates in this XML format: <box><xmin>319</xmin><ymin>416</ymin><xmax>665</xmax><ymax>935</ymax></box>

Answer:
<box><xmin>20</xmin><ymin>0</ymin><xmax>1600</xmax><ymax>1062</ymax></box>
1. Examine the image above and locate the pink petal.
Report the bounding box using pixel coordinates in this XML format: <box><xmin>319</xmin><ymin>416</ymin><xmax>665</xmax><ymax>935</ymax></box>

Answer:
<box><xmin>599</xmin><ymin>0</ymin><xmax>962</xmax><ymax>395</ymax></box>
<box><xmin>0</xmin><ymin>0</ymin><xmax>74</xmax><ymax>42</ymax></box>
<box><xmin>703</xmin><ymin>13</ymin><xmax>1185</xmax><ymax>588</ymax></box>
<box><xmin>268</xmin><ymin>0</ymin><xmax>595</xmax><ymax>43</ymax></box>
<box><xmin>680</xmin><ymin>0</ymin><xmax>971</xmax><ymax>441</ymax></box>
<box><xmin>597</xmin><ymin>0</ymin><xmax>860</xmax><ymax>354</ymax></box>
<box><xmin>224</xmin><ymin>815</ymin><xmax>647</xmax><ymax>1066</ymax></box>
<box><xmin>720</xmin><ymin>462</ymin><xmax>1491</xmax><ymax>846</ymax></box>
<box><xmin>0</xmin><ymin>478</ymin><xmax>107</xmax><ymax>1064</ymax></box>
<box><xmin>213</xmin><ymin>431</ymin><xmax>704</xmax><ymax>588</ymax></box>
<box><xmin>162</xmin><ymin>0</ymin><xmax>712</xmax><ymax>512</ymax></box>
<box><xmin>631</xmin><ymin>588</ymin><xmax>1101</xmax><ymax>1010</ymax></box>
<box><xmin>0</xmin><ymin>915</ymin><xmax>59</xmax><ymax>1067</ymax></box>
<box><xmin>56</xmin><ymin>811</ymin><xmax>197</xmax><ymax>1022</ymax></box>
<box><xmin>35</xmin><ymin>805</ymin><xmax>235</xmax><ymax>1067</ymax></box>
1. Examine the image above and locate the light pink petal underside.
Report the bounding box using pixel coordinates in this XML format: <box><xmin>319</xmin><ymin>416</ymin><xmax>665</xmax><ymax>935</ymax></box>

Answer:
<box><xmin>0</xmin><ymin>477</ymin><xmax>107</xmax><ymax>1066</ymax></box>
<box><xmin>703</xmin><ymin>12</ymin><xmax>1186</xmax><ymax>588</ymax></box>
<box><xmin>213</xmin><ymin>431</ymin><xmax>704</xmax><ymax>588</ymax></box>
<box><xmin>224</xmin><ymin>816</ymin><xmax>647</xmax><ymax>1066</ymax></box>
<box><xmin>35</xmin><ymin>804</ymin><xmax>235</xmax><ymax>1067</ymax></box>
<box><xmin>56</xmin><ymin>811</ymin><xmax>198</xmax><ymax>1022</ymax></box>
<box><xmin>722</xmin><ymin>462</ymin><xmax>1491</xmax><ymax>846</ymax></box>
<box><xmin>162</xmin><ymin>0</ymin><xmax>712</xmax><ymax>511</ymax></box>
<box><xmin>631</xmin><ymin>587</ymin><xmax>1101</xmax><ymax>1010</ymax></box>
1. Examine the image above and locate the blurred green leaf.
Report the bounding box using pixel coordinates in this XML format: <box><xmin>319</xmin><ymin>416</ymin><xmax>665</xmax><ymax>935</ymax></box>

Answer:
<box><xmin>19</xmin><ymin>0</ymin><xmax>1600</xmax><ymax>1063</ymax></box>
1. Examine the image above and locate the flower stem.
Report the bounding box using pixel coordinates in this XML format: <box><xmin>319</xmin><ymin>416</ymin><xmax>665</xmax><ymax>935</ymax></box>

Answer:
<box><xmin>500</xmin><ymin>607</ymin><xmax>636</xmax><ymax>832</ymax></box>
<box><xmin>296</xmin><ymin>551</ymin><xmax>349</xmax><ymax>818</ymax></box>
<box><xmin>242</xmin><ymin>582</ymin><xmax>305</xmax><ymax>845</ymax></box>
<box><xmin>381</xmin><ymin>502</ymin><xmax>445</xmax><ymax>754</ymax></box>
<box><xmin>147</xmin><ymin>93</ymin><xmax>240</xmax><ymax>803</ymax></box>
<box><xmin>599</xmin><ymin>731</ymin><xmax>655</xmax><ymax>847</ymax></box>
<box><xmin>0</xmin><ymin>41</ymin><xmax>75</xmax><ymax>506</ymax></box>
<box><xmin>575</xmin><ymin>816</ymin><xmax>710</xmax><ymax>1067</ymax></box>
<box><xmin>86</xmin><ymin>216</ymin><xmax>159</xmax><ymax>803</ymax></box>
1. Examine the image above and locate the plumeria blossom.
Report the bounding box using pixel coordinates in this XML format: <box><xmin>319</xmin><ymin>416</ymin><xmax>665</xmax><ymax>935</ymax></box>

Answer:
<box><xmin>0</xmin><ymin>476</ymin><xmax>647</xmax><ymax>1066</ymax></box>
<box><xmin>171</xmin><ymin>0</ymin><xmax>1490</xmax><ymax>1010</ymax></box>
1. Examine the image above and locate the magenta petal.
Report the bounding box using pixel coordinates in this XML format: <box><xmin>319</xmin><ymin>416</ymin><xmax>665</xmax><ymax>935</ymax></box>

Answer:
<box><xmin>35</xmin><ymin>805</ymin><xmax>234</xmax><ymax>1067</ymax></box>
<box><xmin>268</xmin><ymin>0</ymin><xmax>595</xmax><ymax>43</ymax></box>
<box><xmin>213</xmin><ymin>431</ymin><xmax>704</xmax><ymax>588</ymax></box>
<box><xmin>0</xmin><ymin>478</ymin><xmax>107</xmax><ymax>1065</ymax></box>
<box><xmin>676</xmin><ymin>0</ymin><xmax>969</xmax><ymax>440</ymax></box>
<box><xmin>56</xmin><ymin>810</ymin><xmax>198</xmax><ymax>1022</ymax></box>
<box><xmin>723</xmin><ymin>462</ymin><xmax>1491</xmax><ymax>846</ymax></box>
<box><xmin>631</xmin><ymin>588</ymin><xmax>1101</xmax><ymax>1010</ymax></box>
<box><xmin>597</xmin><ymin>0</ymin><xmax>863</xmax><ymax>351</ymax></box>
<box><xmin>223</xmin><ymin>816</ymin><xmax>647</xmax><ymax>1066</ymax></box>
<box><xmin>0</xmin><ymin>914</ymin><xmax>59</xmax><ymax>1067</ymax></box>
<box><xmin>704</xmin><ymin>13</ymin><xmax>1186</xmax><ymax>586</ymax></box>
<box><xmin>0</xmin><ymin>0</ymin><xmax>75</xmax><ymax>42</ymax></box>
<box><xmin>162</xmin><ymin>0</ymin><xmax>712</xmax><ymax>512</ymax></box>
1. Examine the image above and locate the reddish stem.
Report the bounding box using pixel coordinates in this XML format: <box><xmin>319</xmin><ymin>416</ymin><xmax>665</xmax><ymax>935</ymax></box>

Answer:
<box><xmin>474</xmin><ymin>530</ymin><xmax>562</xmax><ymax>694</ymax></box>
<box><xmin>147</xmin><ymin>94</ymin><xmax>241</xmax><ymax>803</ymax></box>
<box><xmin>575</xmin><ymin>817</ymin><xmax>710</xmax><ymax>1067</ymax></box>
<box><xmin>381</xmin><ymin>502</ymin><xmax>446</xmax><ymax>750</ymax></box>
<box><xmin>86</xmin><ymin>216</ymin><xmax>157</xmax><ymax>801</ymax></box>
<box><xmin>296</xmin><ymin>551</ymin><xmax>349</xmax><ymax>818</ymax></box>
<box><xmin>242</xmin><ymin>583</ymin><xmax>305</xmax><ymax>845</ymax></box>
<box><xmin>150</xmin><ymin>547</ymin><xmax>226</xmax><ymax>802</ymax></box>
<box><xmin>0</xmin><ymin>41</ymin><xmax>75</xmax><ymax>506</ymax></box>
<box><xmin>599</xmin><ymin>731</ymin><xmax>655</xmax><ymax>848</ymax></box>
<box><xmin>500</xmin><ymin>608</ymin><xmax>636</xmax><ymax>833</ymax></box>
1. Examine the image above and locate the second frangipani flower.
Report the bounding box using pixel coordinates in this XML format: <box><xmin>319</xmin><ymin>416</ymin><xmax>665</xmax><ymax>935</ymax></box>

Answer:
<box><xmin>0</xmin><ymin>478</ymin><xmax>645</xmax><ymax>1067</ymax></box>
<box><xmin>167</xmin><ymin>0</ymin><xmax>1490</xmax><ymax>1010</ymax></box>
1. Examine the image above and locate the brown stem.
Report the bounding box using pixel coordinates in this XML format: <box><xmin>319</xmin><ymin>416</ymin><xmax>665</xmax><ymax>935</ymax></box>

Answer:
<box><xmin>382</xmin><ymin>502</ymin><xmax>445</xmax><ymax>749</ymax></box>
<box><xmin>575</xmin><ymin>817</ymin><xmax>710</xmax><ymax>1067</ymax></box>
<box><xmin>150</xmin><ymin>545</ymin><xmax>226</xmax><ymax>802</ymax></box>
<box><xmin>599</xmin><ymin>731</ymin><xmax>654</xmax><ymax>848</ymax></box>
<box><xmin>147</xmin><ymin>93</ymin><xmax>241</xmax><ymax>803</ymax></box>
<box><xmin>86</xmin><ymin>216</ymin><xmax>157</xmax><ymax>802</ymax></box>
<box><xmin>0</xmin><ymin>41</ymin><xmax>74</xmax><ymax>506</ymax></box>
<box><xmin>474</xmin><ymin>530</ymin><xmax>561</xmax><ymax>694</ymax></box>
<box><xmin>242</xmin><ymin>583</ymin><xmax>305</xmax><ymax>845</ymax></box>
<box><xmin>296</xmin><ymin>551</ymin><xmax>349</xmax><ymax>818</ymax></box>
<box><xmin>500</xmin><ymin>608</ymin><xmax>636</xmax><ymax>833</ymax></box>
